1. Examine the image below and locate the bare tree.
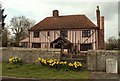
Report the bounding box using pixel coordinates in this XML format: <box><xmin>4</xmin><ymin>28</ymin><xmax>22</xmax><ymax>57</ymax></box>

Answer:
<box><xmin>10</xmin><ymin>16</ymin><xmax>35</xmax><ymax>47</ymax></box>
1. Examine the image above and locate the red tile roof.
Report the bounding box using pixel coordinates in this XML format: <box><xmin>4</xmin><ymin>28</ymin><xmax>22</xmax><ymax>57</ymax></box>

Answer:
<box><xmin>28</xmin><ymin>15</ymin><xmax>97</xmax><ymax>31</ymax></box>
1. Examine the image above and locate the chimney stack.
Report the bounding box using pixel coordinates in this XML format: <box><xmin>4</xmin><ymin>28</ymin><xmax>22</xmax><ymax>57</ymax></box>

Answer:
<box><xmin>96</xmin><ymin>6</ymin><xmax>100</xmax><ymax>29</ymax></box>
<box><xmin>96</xmin><ymin>6</ymin><xmax>105</xmax><ymax>49</ymax></box>
<box><xmin>53</xmin><ymin>10</ymin><xmax>59</xmax><ymax>17</ymax></box>
<box><xmin>100</xmin><ymin>16</ymin><xmax>105</xmax><ymax>49</ymax></box>
<box><xmin>101</xmin><ymin>16</ymin><xmax>104</xmax><ymax>30</ymax></box>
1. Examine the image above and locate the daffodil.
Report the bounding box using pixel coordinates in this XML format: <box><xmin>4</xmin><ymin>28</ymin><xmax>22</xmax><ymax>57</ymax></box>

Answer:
<box><xmin>38</xmin><ymin>58</ymin><xmax>41</xmax><ymax>61</ymax></box>
<box><xmin>15</xmin><ymin>57</ymin><xmax>17</xmax><ymax>59</ymax></box>
<box><xmin>47</xmin><ymin>59</ymin><xmax>54</xmax><ymax>63</ymax></box>
<box><xmin>13</xmin><ymin>60</ymin><xmax>15</xmax><ymax>62</ymax></box>
<box><xmin>63</xmin><ymin>61</ymin><xmax>67</xmax><ymax>64</ymax></box>
<box><xmin>9</xmin><ymin>58</ymin><xmax>12</xmax><ymax>62</ymax></box>
<box><xmin>56</xmin><ymin>61</ymin><xmax>59</xmax><ymax>64</ymax></box>
<box><xmin>68</xmin><ymin>63</ymin><xmax>73</xmax><ymax>66</ymax></box>
<box><xmin>75</xmin><ymin>65</ymin><xmax>77</xmax><ymax>68</ymax></box>
<box><xmin>8</xmin><ymin>57</ymin><xmax>21</xmax><ymax>64</ymax></box>
<box><xmin>36</xmin><ymin>60</ymin><xmax>39</xmax><ymax>62</ymax></box>
<box><xmin>59</xmin><ymin>61</ymin><xmax>64</xmax><ymax>64</ymax></box>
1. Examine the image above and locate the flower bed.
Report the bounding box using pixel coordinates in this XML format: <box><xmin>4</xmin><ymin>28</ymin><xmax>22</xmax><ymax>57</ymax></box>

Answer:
<box><xmin>8</xmin><ymin>57</ymin><xmax>22</xmax><ymax>64</ymax></box>
<box><xmin>36</xmin><ymin>58</ymin><xmax>82</xmax><ymax>70</ymax></box>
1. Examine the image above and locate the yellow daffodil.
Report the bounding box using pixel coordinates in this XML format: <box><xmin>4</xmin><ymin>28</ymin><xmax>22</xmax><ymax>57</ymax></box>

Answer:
<box><xmin>36</xmin><ymin>60</ymin><xmax>39</xmax><ymax>62</ymax></box>
<box><xmin>64</xmin><ymin>61</ymin><xmax>67</xmax><ymax>64</ymax></box>
<box><xmin>38</xmin><ymin>58</ymin><xmax>41</xmax><ymax>61</ymax></box>
<box><xmin>47</xmin><ymin>59</ymin><xmax>54</xmax><ymax>63</ymax></box>
<box><xmin>75</xmin><ymin>65</ymin><xmax>77</xmax><ymax>68</ymax></box>
<box><xmin>59</xmin><ymin>61</ymin><xmax>64</xmax><ymax>64</ymax></box>
<box><xmin>68</xmin><ymin>63</ymin><xmax>73</xmax><ymax>66</ymax></box>
<box><xmin>8</xmin><ymin>57</ymin><xmax>21</xmax><ymax>64</ymax></box>
<box><xmin>9</xmin><ymin>58</ymin><xmax>12</xmax><ymax>62</ymax></box>
<box><xmin>56</xmin><ymin>61</ymin><xmax>59</xmax><ymax>64</ymax></box>
<box><xmin>15</xmin><ymin>57</ymin><xmax>17</xmax><ymax>59</ymax></box>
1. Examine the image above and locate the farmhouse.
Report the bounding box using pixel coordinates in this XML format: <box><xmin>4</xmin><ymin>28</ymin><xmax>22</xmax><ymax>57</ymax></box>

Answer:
<box><xmin>20</xmin><ymin>6</ymin><xmax>104</xmax><ymax>53</ymax></box>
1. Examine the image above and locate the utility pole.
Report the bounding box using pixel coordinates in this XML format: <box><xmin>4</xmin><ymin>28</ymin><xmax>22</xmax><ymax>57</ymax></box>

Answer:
<box><xmin>0</xmin><ymin>4</ymin><xmax>7</xmax><ymax>47</ymax></box>
<box><xmin>0</xmin><ymin>4</ymin><xmax>2</xmax><ymax>78</ymax></box>
<box><xmin>0</xmin><ymin>4</ymin><xmax>2</xmax><ymax>48</ymax></box>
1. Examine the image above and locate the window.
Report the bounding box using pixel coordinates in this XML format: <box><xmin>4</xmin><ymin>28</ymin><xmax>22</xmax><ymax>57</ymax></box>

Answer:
<box><xmin>82</xmin><ymin>30</ymin><xmax>90</xmax><ymax>37</ymax></box>
<box><xmin>47</xmin><ymin>31</ymin><xmax>50</xmax><ymax>36</ymax></box>
<box><xmin>33</xmin><ymin>32</ymin><xmax>39</xmax><ymax>38</ymax></box>
<box><xmin>80</xmin><ymin>44</ymin><xmax>92</xmax><ymax>51</ymax></box>
<box><xmin>60</xmin><ymin>30</ymin><xmax>68</xmax><ymax>37</ymax></box>
<box><xmin>21</xmin><ymin>42</ymin><xmax>28</xmax><ymax>48</ymax></box>
<box><xmin>32</xmin><ymin>43</ymin><xmax>41</xmax><ymax>48</ymax></box>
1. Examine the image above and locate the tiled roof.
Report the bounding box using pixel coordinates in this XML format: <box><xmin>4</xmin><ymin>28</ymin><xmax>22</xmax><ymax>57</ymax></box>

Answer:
<box><xmin>28</xmin><ymin>15</ymin><xmax>97</xmax><ymax>31</ymax></box>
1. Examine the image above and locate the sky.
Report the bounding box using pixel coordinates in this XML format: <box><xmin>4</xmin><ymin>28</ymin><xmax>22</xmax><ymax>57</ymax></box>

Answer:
<box><xmin>0</xmin><ymin>0</ymin><xmax>119</xmax><ymax>41</ymax></box>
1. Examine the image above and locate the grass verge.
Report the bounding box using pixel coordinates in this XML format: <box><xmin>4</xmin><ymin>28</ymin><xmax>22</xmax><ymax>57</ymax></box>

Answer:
<box><xmin>2</xmin><ymin>63</ymin><xmax>89</xmax><ymax>79</ymax></box>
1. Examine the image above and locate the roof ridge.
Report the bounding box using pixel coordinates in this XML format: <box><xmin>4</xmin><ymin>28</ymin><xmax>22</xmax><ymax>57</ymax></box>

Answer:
<box><xmin>47</xmin><ymin>14</ymin><xmax>86</xmax><ymax>18</ymax></box>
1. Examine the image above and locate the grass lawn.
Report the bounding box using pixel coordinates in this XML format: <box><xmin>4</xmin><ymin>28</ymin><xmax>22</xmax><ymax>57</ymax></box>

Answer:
<box><xmin>2</xmin><ymin>63</ymin><xmax>89</xmax><ymax>79</ymax></box>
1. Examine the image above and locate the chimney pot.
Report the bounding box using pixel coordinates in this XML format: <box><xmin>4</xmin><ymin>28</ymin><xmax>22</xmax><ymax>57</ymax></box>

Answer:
<box><xmin>53</xmin><ymin>10</ymin><xmax>59</xmax><ymax>17</ymax></box>
<box><xmin>97</xmin><ymin>6</ymin><xmax>99</xmax><ymax>10</ymax></box>
<box><xmin>96</xmin><ymin>6</ymin><xmax>100</xmax><ymax>29</ymax></box>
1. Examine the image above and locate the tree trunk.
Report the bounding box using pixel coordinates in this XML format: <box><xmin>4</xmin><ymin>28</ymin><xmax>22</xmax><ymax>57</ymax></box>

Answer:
<box><xmin>2</xmin><ymin>30</ymin><xmax>8</xmax><ymax>47</ymax></box>
<box><xmin>15</xmin><ymin>34</ymin><xmax>20</xmax><ymax>47</ymax></box>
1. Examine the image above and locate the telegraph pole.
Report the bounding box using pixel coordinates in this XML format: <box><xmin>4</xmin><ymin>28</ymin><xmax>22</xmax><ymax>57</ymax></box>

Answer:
<box><xmin>0</xmin><ymin>3</ymin><xmax>2</xmax><ymax>79</ymax></box>
<box><xmin>0</xmin><ymin>4</ymin><xmax>2</xmax><ymax>48</ymax></box>
<box><xmin>0</xmin><ymin>4</ymin><xmax>7</xmax><ymax>47</ymax></box>
<box><xmin>0</xmin><ymin>4</ymin><xmax>7</xmax><ymax>78</ymax></box>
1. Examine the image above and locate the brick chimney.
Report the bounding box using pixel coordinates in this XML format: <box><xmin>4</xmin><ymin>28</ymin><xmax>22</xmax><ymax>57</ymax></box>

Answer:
<box><xmin>96</xmin><ymin>6</ymin><xmax>105</xmax><ymax>49</ymax></box>
<box><xmin>53</xmin><ymin>10</ymin><xmax>59</xmax><ymax>17</ymax></box>
<box><xmin>100</xmin><ymin>16</ymin><xmax>105</xmax><ymax>49</ymax></box>
<box><xmin>101</xmin><ymin>16</ymin><xmax>104</xmax><ymax>30</ymax></box>
<box><xmin>96</xmin><ymin>6</ymin><xmax>100</xmax><ymax>49</ymax></box>
<box><xmin>96</xmin><ymin>6</ymin><xmax>100</xmax><ymax>29</ymax></box>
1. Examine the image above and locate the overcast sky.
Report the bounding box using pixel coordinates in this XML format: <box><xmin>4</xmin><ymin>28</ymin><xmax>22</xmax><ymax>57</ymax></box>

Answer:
<box><xmin>0</xmin><ymin>0</ymin><xmax>119</xmax><ymax>41</ymax></box>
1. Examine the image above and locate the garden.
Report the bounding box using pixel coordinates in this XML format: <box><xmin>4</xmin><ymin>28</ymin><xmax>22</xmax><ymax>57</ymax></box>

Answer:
<box><xmin>2</xmin><ymin>56</ymin><xmax>89</xmax><ymax>79</ymax></box>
